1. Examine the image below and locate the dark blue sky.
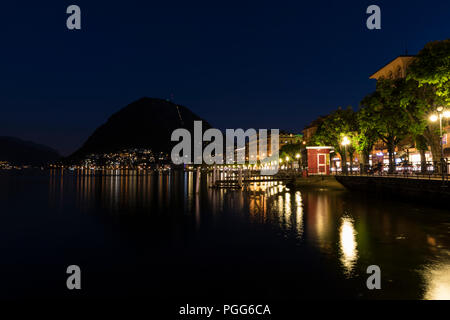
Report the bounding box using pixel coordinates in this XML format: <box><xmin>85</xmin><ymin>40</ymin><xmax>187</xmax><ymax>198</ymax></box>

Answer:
<box><xmin>1</xmin><ymin>0</ymin><xmax>449</xmax><ymax>155</ymax></box>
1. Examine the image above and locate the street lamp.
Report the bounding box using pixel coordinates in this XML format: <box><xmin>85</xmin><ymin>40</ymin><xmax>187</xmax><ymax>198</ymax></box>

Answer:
<box><xmin>444</xmin><ymin>110</ymin><xmax>450</xmax><ymax>118</ymax></box>
<box><xmin>342</xmin><ymin>136</ymin><xmax>351</xmax><ymax>146</ymax></box>
<box><xmin>295</xmin><ymin>153</ymin><xmax>301</xmax><ymax>172</ymax></box>
<box><xmin>429</xmin><ymin>107</ymin><xmax>450</xmax><ymax>177</ymax></box>
<box><xmin>341</xmin><ymin>136</ymin><xmax>351</xmax><ymax>175</ymax></box>
<box><xmin>429</xmin><ymin>114</ymin><xmax>439</xmax><ymax>122</ymax></box>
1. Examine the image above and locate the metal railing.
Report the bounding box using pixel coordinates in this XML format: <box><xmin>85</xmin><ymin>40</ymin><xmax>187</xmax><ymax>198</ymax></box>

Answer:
<box><xmin>333</xmin><ymin>160</ymin><xmax>450</xmax><ymax>181</ymax></box>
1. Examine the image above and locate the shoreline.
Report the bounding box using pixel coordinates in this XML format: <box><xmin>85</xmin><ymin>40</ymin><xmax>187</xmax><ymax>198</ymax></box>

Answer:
<box><xmin>288</xmin><ymin>175</ymin><xmax>346</xmax><ymax>190</ymax></box>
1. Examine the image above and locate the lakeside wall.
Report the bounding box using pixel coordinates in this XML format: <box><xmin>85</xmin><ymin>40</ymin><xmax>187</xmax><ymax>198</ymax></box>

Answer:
<box><xmin>335</xmin><ymin>175</ymin><xmax>450</xmax><ymax>203</ymax></box>
<box><xmin>291</xmin><ymin>176</ymin><xmax>346</xmax><ymax>190</ymax></box>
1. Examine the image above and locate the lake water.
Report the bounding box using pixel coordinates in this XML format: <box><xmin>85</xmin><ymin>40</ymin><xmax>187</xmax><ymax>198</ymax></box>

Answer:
<box><xmin>1</xmin><ymin>170</ymin><xmax>449</xmax><ymax>300</ymax></box>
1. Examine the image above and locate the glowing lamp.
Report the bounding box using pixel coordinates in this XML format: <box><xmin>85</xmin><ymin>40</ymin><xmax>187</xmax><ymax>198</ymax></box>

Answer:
<box><xmin>429</xmin><ymin>114</ymin><xmax>439</xmax><ymax>122</ymax></box>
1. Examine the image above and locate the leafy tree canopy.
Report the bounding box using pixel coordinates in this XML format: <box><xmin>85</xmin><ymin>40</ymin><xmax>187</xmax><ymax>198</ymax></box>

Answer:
<box><xmin>280</xmin><ymin>142</ymin><xmax>303</xmax><ymax>161</ymax></box>
<box><xmin>408</xmin><ymin>39</ymin><xmax>450</xmax><ymax>105</ymax></box>
<box><xmin>311</xmin><ymin>107</ymin><xmax>357</xmax><ymax>156</ymax></box>
<box><xmin>360</xmin><ymin>78</ymin><xmax>411</xmax><ymax>145</ymax></box>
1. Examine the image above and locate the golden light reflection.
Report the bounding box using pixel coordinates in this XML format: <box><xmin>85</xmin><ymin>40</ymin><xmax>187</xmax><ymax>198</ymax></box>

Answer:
<box><xmin>277</xmin><ymin>195</ymin><xmax>284</xmax><ymax>214</ymax></box>
<box><xmin>285</xmin><ymin>193</ymin><xmax>291</xmax><ymax>222</ymax></box>
<box><xmin>339</xmin><ymin>216</ymin><xmax>358</xmax><ymax>276</ymax></box>
<box><xmin>295</xmin><ymin>191</ymin><xmax>303</xmax><ymax>236</ymax></box>
<box><xmin>423</xmin><ymin>262</ymin><xmax>450</xmax><ymax>300</ymax></box>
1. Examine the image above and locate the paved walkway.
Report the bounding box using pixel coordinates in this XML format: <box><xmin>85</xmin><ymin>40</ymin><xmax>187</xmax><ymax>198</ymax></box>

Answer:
<box><xmin>337</xmin><ymin>174</ymin><xmax>450</xmax><ymax>182</ymax></box>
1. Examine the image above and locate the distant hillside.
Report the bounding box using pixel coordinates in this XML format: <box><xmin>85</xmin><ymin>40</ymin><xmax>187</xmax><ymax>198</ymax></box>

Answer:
<box><xmin>70</xmin><ymin>97</ymin><xmax>212</xmax><ymax>159</ymax></box>
<box><xmin>0</xmin><ymin>137</ymin><xmax>61</xmax><ymax>165</ymax></box>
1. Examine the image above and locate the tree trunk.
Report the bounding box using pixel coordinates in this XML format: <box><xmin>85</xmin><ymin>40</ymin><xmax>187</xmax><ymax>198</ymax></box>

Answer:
<box><xmin>415</xmin><ymin>135</ymin><xmax>428</xmax><ymax>174</ymax></box>
<box><xmin>349</xmin><ymin>151</ymin><xmax>354</xmax><ymax>174</ymax></box>
<box><xmin>364</xmin><ymin>150</ymin><xmax>371</xmax><ymax>173</ymax></box>
<box><xmin>430</xmin><ymin>138</ymin><xmax>441</xmax><ymax>173</ymax></box>
<box><xmin>340</xmin><ymin>151</ymin><xmax>348</xmax><ymax>175</ymax></box>
<box><xmin>424</xmin><ymin>125</ymin><xmax>442</xmax><ymax>173</ymax></box>
<box><xmin>360</xmin><ymin>151</ymin><xmax>369</xmax><ymax>174</ymax></box>
<box><xmin>420</xmin><ymin>148</ymin><xmax>427</xmax><ymax>174</ymax></box>
<box><xmin>387</xmin><ymin>140</ymin><xmax>395</xmax><ymax>174</ymax></box>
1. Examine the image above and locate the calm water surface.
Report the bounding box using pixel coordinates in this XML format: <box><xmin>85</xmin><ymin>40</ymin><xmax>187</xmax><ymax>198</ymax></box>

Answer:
<box><xmin>0</xmin><ymin>170</ymin><xmax>449</xmax><ymax>300</ymax></box>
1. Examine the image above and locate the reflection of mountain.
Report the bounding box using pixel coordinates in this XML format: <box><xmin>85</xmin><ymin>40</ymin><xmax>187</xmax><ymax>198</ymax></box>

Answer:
<box><xmin>0</xmin><ymin>136</ymin><xmax>60</xmax><ymax>165</ymax></box>
<box><xmin>70</xmin><ymin>97</ymin><xmax>212</xmax><ymax>159</ymax></box>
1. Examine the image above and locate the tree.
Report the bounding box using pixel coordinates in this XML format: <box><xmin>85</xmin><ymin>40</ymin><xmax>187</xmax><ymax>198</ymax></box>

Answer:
<box><xmin>408</xmin><ymin>39</ymin><xmax>450</xmax><ymax>105</ymax></box>
<box><xmin>407</xmin><ymin>39</ymin><xmax>450</xmax><ymax>170</ymax></box>
<box><xmin>280</xmin><ymin>142</ymin><xmax>303</xmax><ymax>161</ymax></box>
<box><xmin>360</xmin><ymin>79</ymin><xmax>411</xmax><ymax>173</ymax></box>
<box><xmin>355</xmin><ymin>110</ymin><xmax>378</xmax><ymax>173</ymax></box>
<box><xmin>280</xmin><ymin>142</ymin><xmax>303</xmax><ymax>169</ymax></box>
<box><xmin>397</xmin><ymin>78</ymin><xmax>439</xmax><ymax>172</ymax></box>
<box><xmin>311</xmin><ymin>107</ymin><xmax>357</xmax><ymax>174</ymax></box>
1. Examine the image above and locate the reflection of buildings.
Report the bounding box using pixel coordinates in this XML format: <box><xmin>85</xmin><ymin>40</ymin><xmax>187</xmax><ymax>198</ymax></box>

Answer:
<box><xmin>302</xmin><ymin>192</ymin><xmax>335</xmax><ymax>253</ymax></box>
<box><xmin>245</xmin><ymin>182</ymin><xmax>304</xmax><ymax>237</ymax></box>
<box><xmin>45</xmin><ymin>170</ymin><xmax>450</xmax><ymax>298</ymax></box>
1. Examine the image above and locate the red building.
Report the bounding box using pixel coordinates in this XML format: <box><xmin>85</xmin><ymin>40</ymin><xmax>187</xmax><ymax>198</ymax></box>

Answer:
<box><xmin>305</xmin><ymin>146</ymin><xmax>333</xmax><ymax>175</ymax></box>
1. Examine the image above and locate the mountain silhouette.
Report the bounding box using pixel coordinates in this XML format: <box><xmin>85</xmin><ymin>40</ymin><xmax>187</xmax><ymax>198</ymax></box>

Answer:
<box><xmin>70</xmin><ymin>97</ymin><xmax>212</xmax><ymax>159</ymax></box>
<box><xmin>0</xmin><ymin>137</ymin><xmax>60</xmax><ymax>165</ymax></box>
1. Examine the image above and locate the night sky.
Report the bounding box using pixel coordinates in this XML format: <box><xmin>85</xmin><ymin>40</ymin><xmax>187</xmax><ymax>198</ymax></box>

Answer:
<box><xmin>1</xmin><ymin>0</ymin><xmax>449</xmax><ymax>155</ymax></box>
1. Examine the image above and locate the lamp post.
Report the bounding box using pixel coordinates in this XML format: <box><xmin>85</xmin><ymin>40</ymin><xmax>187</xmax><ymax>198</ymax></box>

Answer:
<box><xmin>341</xmin><ymin>136</ymin><xmax>351</xmax><ymax>175</ymax></box>
<box><xmin>295</xmin><ymin>153</ymin><xmax>300</xmax><ymax>171</ymax></box>
<box><xmin>429</xmin><ymin>107</ymin><xmax>450</xmax><ymax>178</ymax></box>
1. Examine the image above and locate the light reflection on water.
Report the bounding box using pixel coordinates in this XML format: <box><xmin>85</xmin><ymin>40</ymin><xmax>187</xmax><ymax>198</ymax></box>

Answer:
<box><xmin>339</xmin><ymin>216</ymin><xmax>358</xmax><ymax>277</ymax></box>
<box><xmin>424</xmin><ymin>262</ymin><xmax>450</xmax><ymax>300</ymax></box>
<box><xmin>5</xmin><ymin>169</ymin><xmax>450</xmax><ymax>299</ymax></box>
